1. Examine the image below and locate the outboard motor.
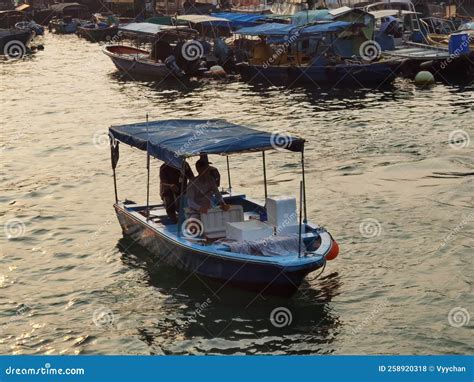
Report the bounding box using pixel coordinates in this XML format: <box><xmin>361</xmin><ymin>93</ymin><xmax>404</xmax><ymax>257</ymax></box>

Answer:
<box><xmin>164</xmin><ymin>55</ymin><xmax>185</xmax><ymax>77</ymax></box>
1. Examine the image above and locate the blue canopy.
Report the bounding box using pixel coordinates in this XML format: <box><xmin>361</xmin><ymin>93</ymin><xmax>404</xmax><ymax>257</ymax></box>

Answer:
<box><xmin>234</xmin><ymin>23</ymin><xmax>296</xmax><ymax>36</ymax></box>
<box><xmin>210</xmin><ymin>12</ymin><xmax>270</xmax><ymax>28</ymax></box>
<box><xmin>298</xmin><ymin>21</ymin><xmax>353</xmax><ymax>35</ymax></box>
<box><xmin>234</xmin><ymin>20</ymin><xmax>353</xmax><ymax>37</ymax></box>
<box><xmin>109</xmin><ymin>119</ymin><xmax>305</xmax><ymax>168</ymax></box>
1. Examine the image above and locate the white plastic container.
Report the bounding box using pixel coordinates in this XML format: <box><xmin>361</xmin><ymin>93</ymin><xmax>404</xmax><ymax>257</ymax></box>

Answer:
<box><xmin>266</xmin><ymin>196</ymin><xmax>298</xmax><ymax>234</ymax></box>
<box><xmin>226</xmin><ymin>220</ymin><xmax>274</xmax><ymax>241</ymax></box>
<box><xmin>200</xmin><ymin>205</ymin><xmax>244</xmax><ymax>239</ymax></box>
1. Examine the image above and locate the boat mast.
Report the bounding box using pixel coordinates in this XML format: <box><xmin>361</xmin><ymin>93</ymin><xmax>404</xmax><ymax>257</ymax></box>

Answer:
<box><xmin>262</xmin><ymin>151</ymin><xmax>268</xmax><ymax>200</ymax></box>
<box><xmin>146</xmin><ymin>114</ymin><xmax>151</xmax><ymax>221</ymax></box>
<box><xmin>298</xmin><ymin>180</ymin><xmax>303</xmax><ymax>257</ymax></box>
<box><xmin>226</xmin><ymin>156</ymin><xmax>232</xmax><ymax>194</ymax></box>
<box><xmin>177</xmin><ymin>159</ymin><xmax>187</xmax><ymax>238</ymax></box>
<box><xmin>110</xmin><ymin>137</ymin><xmax>119</xmax><ymax>203</ymax></box>
<box><xmin>301</xmin><ymin>150</ymin><xmax>307</xmax><ymax>223</ymax></box>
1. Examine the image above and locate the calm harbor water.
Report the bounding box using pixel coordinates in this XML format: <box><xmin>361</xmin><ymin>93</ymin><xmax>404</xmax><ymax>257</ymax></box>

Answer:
<box><xmin>1</xmin><ymin>33</ymin><xmax>473</xmax><ymax>355</ymax></box>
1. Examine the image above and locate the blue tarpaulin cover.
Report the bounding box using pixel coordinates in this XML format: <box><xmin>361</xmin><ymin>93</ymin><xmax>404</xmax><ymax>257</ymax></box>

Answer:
<box><xmin>210</xmin><ymin>12</ymin><xmax>270</xmax><ymax>28</ymax></box>
<box><xmin>234</xmin><ymin>23</ymin><xmax>297</xmax><ymax>36</ymax></box>
<box><xmin>298</xmin><ymin>21</ymin><xmax>353</xmax><ymax>35</ymax></box>
<box><xmin>109</xmin><ymin>119</ymin><xmax>305</xmax><ymax>168</ymax></box>
<box><xmin>234</xmin><ymin>21</ymin><xmax>353</xmax><ymax>37</ymax></box>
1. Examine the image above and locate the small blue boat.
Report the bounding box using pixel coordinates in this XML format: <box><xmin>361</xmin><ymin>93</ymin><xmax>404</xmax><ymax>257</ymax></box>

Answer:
<box><xmin>108</xmin><ymin>119</ymin><xmax>339</xmax><ymax>297</ymax></box>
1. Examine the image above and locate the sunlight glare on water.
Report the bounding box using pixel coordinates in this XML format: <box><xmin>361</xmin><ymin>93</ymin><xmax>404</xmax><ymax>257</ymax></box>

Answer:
<box><xmin>0</xmin><ymin>34</ymin><xmax>473</xmax><ymax>355</ymax></box>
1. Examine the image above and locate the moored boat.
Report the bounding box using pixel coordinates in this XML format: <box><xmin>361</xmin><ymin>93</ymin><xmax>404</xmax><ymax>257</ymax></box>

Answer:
<box><xmin>108</xmin><ymin>119</ymin><xmax>339</xmax><ymax>297</ymax></box>
<box><xmin>77</xmin><ymin>22</ymin><xmax>118</xmax><ymax>42</ymax></box>
<box><xmin>233</xmin><ymin>20</ymin><xmax>401</xmax><ymax>87</ymax></box>
<box><xmin>49</xmin><ymin>16</ymin><xmax>86</xmax><ymax>34</ymax></box>
<box><xmin>0</xmin><ymin>28</ymin><xmax>33</xmax><ymax>57</ymax></box>
<box><xmin>103</xmin><ymin>45</ymin><xmax>183</xmax><ymax>78</ymax></box>
<box><xmin>102</xmin><ymin>22</ymin><xmax>205</xmax><ymax>79</ymax></box>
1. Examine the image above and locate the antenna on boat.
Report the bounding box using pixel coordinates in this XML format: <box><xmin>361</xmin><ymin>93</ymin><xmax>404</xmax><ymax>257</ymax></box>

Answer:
<box><xmin>146</xmin><ymin>113</ymin><xmax>150</xmax><ymax>221</ymax></box>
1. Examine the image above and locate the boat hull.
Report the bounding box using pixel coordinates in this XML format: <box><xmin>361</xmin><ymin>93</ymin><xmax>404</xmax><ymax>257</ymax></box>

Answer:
<box><xmin>114</xmin><ymin>204</ymin><xmax>323</xmax><ymax>297</ymax></box>
<box><xmin>237</xmin><ymin>61</ymin><xmax>399</xmax><ymax>87</ymax></box>
<box><xmin>0</xmin><ymin>29</ymin><xmax>32</xmax><ymax>55</ymax></box>
<box><xmin>103</xmin><ymin>45</ymin><xmax>176</xmax><ymax>79</ymax></box>
<box><xmin>77</xmin><ymin>25</ymin><xmax>118</xmax><ymax>42</ymax></box>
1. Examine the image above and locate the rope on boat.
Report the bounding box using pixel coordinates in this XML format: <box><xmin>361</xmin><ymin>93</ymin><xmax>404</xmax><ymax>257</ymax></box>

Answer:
<box><xmin>305</xmin><ymin>258</ymin><xmax>327</xmax><ymax>283</ymax></box>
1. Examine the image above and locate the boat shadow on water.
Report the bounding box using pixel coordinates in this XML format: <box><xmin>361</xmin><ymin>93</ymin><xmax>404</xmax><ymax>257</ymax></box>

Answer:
<box><xmin>116</xmin><ymin>237</ymin><xmax>342</xmax><ymax>354</ymax></box>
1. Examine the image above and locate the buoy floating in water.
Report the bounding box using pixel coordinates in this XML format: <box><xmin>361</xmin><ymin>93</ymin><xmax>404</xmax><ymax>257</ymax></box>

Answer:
<box><xmin>326</xmin><ymin>240</ymin><xmax>339</xmax><ymax>261</ymax></box>
<box><xmin>414</xmin><ymin>71</ymin><xmax>435</xmax><ymax>86</ymax></box>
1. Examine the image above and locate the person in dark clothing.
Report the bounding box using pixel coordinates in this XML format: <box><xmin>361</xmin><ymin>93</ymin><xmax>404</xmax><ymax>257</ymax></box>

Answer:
<box><xmin>151</xmin><ymin>40</ymin><xmax>173</xmax><ymax>62</ymax></box>
<box><xmin>160</xmin><ymin>162</ymin><xmax>194</xmax><ymax>223</ymax></box>
<box><xmin>199</xmin><ymin>154</ymin><xmax>220</xmax><ymax>187</ymax></box>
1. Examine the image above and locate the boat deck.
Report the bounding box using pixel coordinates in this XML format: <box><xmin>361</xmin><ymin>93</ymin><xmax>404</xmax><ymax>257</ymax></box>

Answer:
<box><xmin>120</xmin><ymin>194</ymin><xmax>328</xmax><ymax>261</ymax></box>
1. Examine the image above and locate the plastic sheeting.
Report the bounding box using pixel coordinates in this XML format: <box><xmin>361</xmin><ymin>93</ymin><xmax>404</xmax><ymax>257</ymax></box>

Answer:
<box><xmin>224</xmin><ymin>235</ymin><xmax>304</xmax><ymax>257</ymax></box>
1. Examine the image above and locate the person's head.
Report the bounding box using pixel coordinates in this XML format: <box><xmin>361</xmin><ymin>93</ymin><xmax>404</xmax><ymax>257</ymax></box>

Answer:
<box><xmin>195</xmin><ymin>158</ymin><xmax>210</xmax><ymax>175</ymax></box>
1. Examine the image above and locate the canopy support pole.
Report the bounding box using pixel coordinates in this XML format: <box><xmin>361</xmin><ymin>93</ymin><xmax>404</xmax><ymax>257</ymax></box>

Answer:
<box><xmin>146</xmin><ymin>114</ymin><xmax>150</xmax><ymax>221</ymax></box>
<box><xmin>301</xmin><ymin>151</ymin><xmax>307</xmax><ymax>224</ymax></box>
<box><xmin>113</xmin><ymin>168</ymin><xmax>118</xmax><ymax>203</ymax></box>
<box><xmin>226</xmin><ymin>156</ymin><xmax>232</xmax><ymax>194</ymax></box>
<box><xmin>298</xmin><ymin>180</ymin><xmax>303</xmax><ymax>258</ymax></box>
<box><xmin>177</xmin><ymin>160</ymin><xmax>187</xmax><ymax>238</ymax></box>
<box><xmin>262</xmin><ymin>151</ymin><xmax>268</xmax><ymax>200</ymax></box>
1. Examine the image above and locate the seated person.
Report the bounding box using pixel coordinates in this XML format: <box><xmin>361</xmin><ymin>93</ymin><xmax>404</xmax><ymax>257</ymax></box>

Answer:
<box><xmin>251</xmin><ymin>36</ymin><xmax>273</xmax><ymax>65</ymax></box>
<box><xmin>187</xmin><ymin>158</ymin><xmax>229</xmax><ymax>215</ymax></box>
<box><xmin>199</xmin><ymin>154</ymin><xmax>220</xmax><ymax>187</ymax></box>
<box><xmin>160</xmin><ymin>162</ymin><xmax>194</xmax><ymax>223</ymax></box>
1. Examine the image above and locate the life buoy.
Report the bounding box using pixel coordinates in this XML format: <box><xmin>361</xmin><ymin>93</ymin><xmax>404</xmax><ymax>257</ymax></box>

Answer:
<box><xmin>325</xmin><ymin>239</ymin><xmax>339</xmax><ymax>261</ymax></box>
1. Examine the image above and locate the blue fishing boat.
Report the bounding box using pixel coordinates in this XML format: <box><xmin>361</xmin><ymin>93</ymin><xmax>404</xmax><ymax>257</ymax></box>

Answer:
<box><xmin>233</xmin><ymin>20</ymin><xmax>401</xmax><ymax>87</ymax></box>
<box><xmin>108</xmin><ymin>119</ymin><xmax>339</xmax><ymax>297</ymax></box>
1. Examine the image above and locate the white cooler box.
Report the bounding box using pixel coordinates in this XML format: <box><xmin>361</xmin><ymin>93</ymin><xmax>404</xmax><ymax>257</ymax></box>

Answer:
<box><xmin>226</xmin><ymin>220</ymin><xmax>274</xmax><ymax>241</ymax></box>
<box><xmin>200</xmin><ymin>205</ymin><xmax>244</xmax><ymax>239</ymax></box>
<box><xmin>266</xmin><ymin>196</ymin><xmax>301</xmax><ymax>235</ymax></box>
